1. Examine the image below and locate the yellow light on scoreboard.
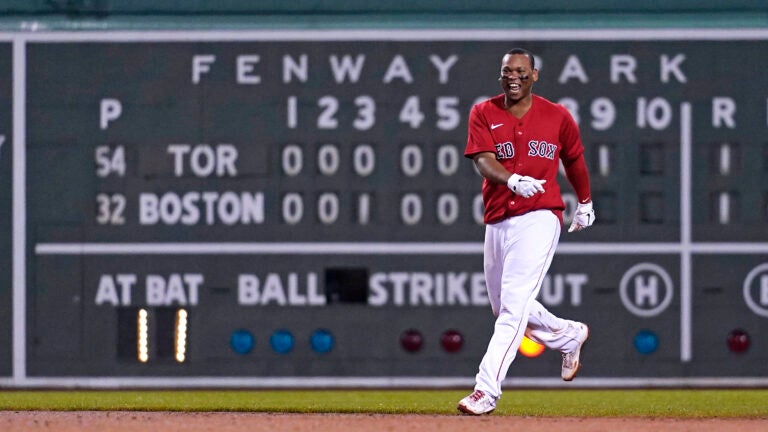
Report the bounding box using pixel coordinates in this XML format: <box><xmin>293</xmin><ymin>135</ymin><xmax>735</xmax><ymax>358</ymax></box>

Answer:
<box><xmin>175</xmin><ymin>309</ymin><xmax>188</xmax><ymax>363</ymax></box>
<box><xmin>518</xmin><ymin>336</ymin><xmax>545</xmax><ymax>358</ymax></box>
<box><xmin>137</xmin><ymin>308</ymin><xmax>149</xmax><ymax>363</ymax></box>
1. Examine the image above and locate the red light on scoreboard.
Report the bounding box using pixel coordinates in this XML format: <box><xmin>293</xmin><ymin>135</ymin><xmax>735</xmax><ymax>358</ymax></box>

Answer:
<box><xmin>400</xmin><ymin>329</ymin><xmax>424</xmax><ymax>353</ymax></box>
<box><xmin>440</xmin><ymin>329</ymin><xmax>464</xmax><ymax>353</ymax></box>
<box><xmin>726</xmin><ymin>328</ymin><xmax>750</xmax><ymax>353</ymax></box>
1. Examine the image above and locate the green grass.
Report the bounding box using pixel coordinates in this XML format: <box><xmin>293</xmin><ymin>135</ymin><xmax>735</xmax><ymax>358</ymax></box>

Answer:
<box><xmin>1</xmin><ymin>389</ymin><xmax>767</xmax><ymax>417</ymax></box>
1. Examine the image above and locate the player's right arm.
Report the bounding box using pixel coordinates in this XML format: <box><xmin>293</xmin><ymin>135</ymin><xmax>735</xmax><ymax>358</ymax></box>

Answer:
<box><xmin>472</xmin><ymin>151</ymin><xmax>510</xmax><ymax>185</ymax></box>
<box><xmin>465</xmin><ymin>104</ymin><xmax>545</xmax><ymax>198</ymax></box>
<box><xmin>465</xmin><ymin>105</ymin><xmax>514</xmax><ymax>186</ymax></box>
<box><xmin>473</xmin><ymin>152</ymin><xmax>545</xmax><ymax>198</ymax></box>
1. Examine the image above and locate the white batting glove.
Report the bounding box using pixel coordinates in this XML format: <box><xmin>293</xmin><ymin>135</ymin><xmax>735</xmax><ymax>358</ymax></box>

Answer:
<box><xmin>568</xmin><ymin>201</ymin><xmax>595</xmax><ymax>232</ymax></box>
<box><xmin>507</xmin><ymin>174</ymin><xmax>546</xmax><ymax>198</ymax></box>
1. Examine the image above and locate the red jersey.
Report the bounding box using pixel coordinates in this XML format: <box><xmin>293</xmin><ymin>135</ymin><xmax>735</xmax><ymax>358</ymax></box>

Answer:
<box><xmin>465</xmin><ymin>94</ymin><xmax>590</xmax><ymax>224</ymax></box>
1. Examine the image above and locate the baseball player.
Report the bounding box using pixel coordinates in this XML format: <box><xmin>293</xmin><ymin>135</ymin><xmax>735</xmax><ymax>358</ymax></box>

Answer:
<box><xmin>457</xmin><ymin>48</ymin><xmax>595</xmax><ymax>415</ymax></box>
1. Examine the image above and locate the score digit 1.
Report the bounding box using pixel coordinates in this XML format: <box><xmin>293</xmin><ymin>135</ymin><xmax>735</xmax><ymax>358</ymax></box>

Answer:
<box><xmin>119</xmin><ymin>307</ymin><xmax>189</xmax><ymax>363</ymax></box>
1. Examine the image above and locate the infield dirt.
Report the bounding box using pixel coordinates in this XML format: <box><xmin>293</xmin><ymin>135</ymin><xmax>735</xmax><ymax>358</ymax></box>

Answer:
<box><xmin>2</xmin><ymin>411</ymin><xmax>767</xmax><ymax>432</ymax></box>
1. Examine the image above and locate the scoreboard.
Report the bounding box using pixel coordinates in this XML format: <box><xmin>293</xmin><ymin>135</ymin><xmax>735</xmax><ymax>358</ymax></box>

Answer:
<box><xmin>5</xmin><ymin>31</ymin><xmax>768</xmax><ymax>385</ymax></box>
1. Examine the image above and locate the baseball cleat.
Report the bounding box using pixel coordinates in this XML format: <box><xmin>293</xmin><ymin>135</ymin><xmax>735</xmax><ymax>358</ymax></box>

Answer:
<box><xmin>561</xmin><ymin>322</ymin><xmax>589</xmax><ymax>381</ymax></box>
<box><xmin>457</xmin><ymin>390</ymin><xmax>497</xmax><ymax>415</ymax></box>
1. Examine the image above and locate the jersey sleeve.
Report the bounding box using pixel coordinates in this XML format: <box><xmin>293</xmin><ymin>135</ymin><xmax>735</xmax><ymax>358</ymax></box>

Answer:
<box><xmin>557</xmin><ymin>104</ymin><xmax>592</xmax><ymax>203</ymax></box>
<box><xmin>557</xmin><ymin>104</ymin><xmax>584</xmax><ymax>164</ymax></box>
<box><xmin>464</xmin><ymin>104</ymin><xmax>495</xmax><ymax>158</ymax></box>
<box><xmin>564</xmin><ymin>154</ymin><xmax>592</xmax><ymax>204</ymax></box>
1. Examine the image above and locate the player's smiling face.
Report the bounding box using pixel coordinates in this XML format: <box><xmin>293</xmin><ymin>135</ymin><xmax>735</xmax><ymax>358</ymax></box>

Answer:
<box><xmin>499</xmin><ymin>53</ymin><xmax>538</xmax><ymax>105</ymax></box>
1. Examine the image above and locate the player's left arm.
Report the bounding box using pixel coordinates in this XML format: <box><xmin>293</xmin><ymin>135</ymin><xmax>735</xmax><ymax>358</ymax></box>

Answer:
<box><xmin>563</xmin><ymin>155</ymin><xmax>595</xmax><ymax>232</ymax></box>
<box><xmin>559</xmin><ymin>107</ymin><xmax>595</xmax><ymax>232</ymax></box>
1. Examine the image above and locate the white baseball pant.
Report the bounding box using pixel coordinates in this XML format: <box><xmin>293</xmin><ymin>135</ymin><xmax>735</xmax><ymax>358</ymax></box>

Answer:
<box><xmin>474</xmin><ymin>209</ymin><xmax>584</xmax><ymax>399</ymax></box>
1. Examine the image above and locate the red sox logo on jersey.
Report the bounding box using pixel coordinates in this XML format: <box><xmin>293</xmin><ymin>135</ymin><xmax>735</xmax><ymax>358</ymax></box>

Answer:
<box><xmin>528</xmin><ymin>140</ymin><xmax>558</xmax><ymax>160</ymax></box>
<box><xmin>495</xmin><ymin>140</ymin><xmax>558</xmax><ymax>160</ymax></box>
<box><xmin>494</xmin><ymin>141</ymin><xmax>514</xmax><ymax>159</ymax></box>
